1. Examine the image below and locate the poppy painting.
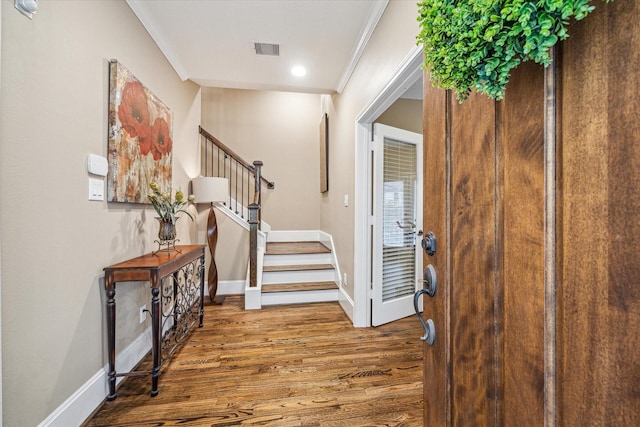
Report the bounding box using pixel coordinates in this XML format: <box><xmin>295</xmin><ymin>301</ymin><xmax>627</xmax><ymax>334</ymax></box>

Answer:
<box><xmin>107</xmin><ymin>60</ymin><xmax>172</xmax><ymax>203</ymax></box>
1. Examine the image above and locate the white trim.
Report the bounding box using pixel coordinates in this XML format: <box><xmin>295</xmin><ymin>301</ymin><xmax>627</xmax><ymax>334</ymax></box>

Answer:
<box><xmin>266</xmin><ymin>229</ymin><xmax>324</xmax><ymax>242</ymax></box>
<box><xmin>339</xmin><ymin>287</ymin><xmax>356</xmax><ymax>325</ymax></box>
<box><xmin>216</xmin><ymin>279</ymin><xmax>245</xmax><ymax>295</ymax></box>
<box><xmin>261</xmin><ymin>289</ymin><xmax>339</xmax><ymax>306</ymax></box>
<box><xmin>126</xmin><ymin>0</ymin><xmax>189</xmax><ymax>80</ymax></box>
<box><xmin>0</xmin><ymin>5</ymin><xmax>4</xmax><ymax>422</ymax></box>
<box><xmin>263</xmin><ymin>252</ymin><xmax>333</xmax><ymax>266</ymax></box>
<box><xmin>353</xmin><ymin>124</ymin><xmax>372</xmax><ymax>327</ymax></box>
<box><xmin>319</xmin><ymin>231</ymin><xmax>342</xmax><ymax>288</ymax></box>
<box><xmin>38</xmin><ymin>327</ymin><xmax>152</xmax><ymax>427</ymax></box>
<box><xmin>215</xmin><ymin>201</ymin><xmax>270</xmax><ymax>235</ymax></box>
<box><xmin>356</xmin><ymin>45</ymin><xmax>424</xmax><ymax>123</ymax></box>
<box><xmin>244</xmin><ymin>247</ymin><xmax>265</xmax><ymax>310</ymax></box>
<box><xmin>353</xmin><ymin>45</ymin><xmax>424</xmax><ymax>328</ymax></box>
<box><xmin>336</xmin><ymin>0</ymin><xmax>389</xmax><ymax>93</ymax></box>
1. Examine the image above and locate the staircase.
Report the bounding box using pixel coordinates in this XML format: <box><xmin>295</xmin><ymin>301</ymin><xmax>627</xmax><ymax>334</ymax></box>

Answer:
<box><xmin>244</xmin><ymin>230</ymin><xmax>341</xmax><ymax>309</ymax></box>
<box><xmin>261</xmin><ymin>234</ymin><xmax>340</xmax><ymax>306</ymax></box>
<box><xmin>199</xmin><ymin>126</ymin><xmax>341</xmax><ymax>310</ymax></box>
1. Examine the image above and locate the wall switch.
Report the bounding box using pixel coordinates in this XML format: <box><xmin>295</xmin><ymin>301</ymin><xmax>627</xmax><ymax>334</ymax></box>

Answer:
<box><xmin>88</xmin><ymin>178</ymin><xmax>104</xmax><ymax>201</ymax></box>
<box><xmin>343</xmin><ymin>194</ymin><xmax>349</xmax><ymax>207</ymax></box>
<box><xmin>343</xmin><ymin>272</ymin><xmax>348</xmax><ymax>286</ymax></box>
<box><xmin>139</xmin><ymin>305</ymin><xmax>147</xmax><ymax>323</ymax></box>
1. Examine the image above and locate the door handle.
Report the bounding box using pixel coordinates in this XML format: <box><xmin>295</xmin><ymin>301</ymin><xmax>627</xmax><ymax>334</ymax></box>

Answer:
<box><xmin>414</xmin><ymin>290</ymin><xmax>436</xmax><ymax>345</ymax></box>
<box><xmin>419</xmin><ymin>264</ymin><xmax>437</xmax><ymax>297</ymax></box>
<box><xmin>396</xmin><ymin>220</ymin><xmax>416</xmax><ymax>230</ymax></box>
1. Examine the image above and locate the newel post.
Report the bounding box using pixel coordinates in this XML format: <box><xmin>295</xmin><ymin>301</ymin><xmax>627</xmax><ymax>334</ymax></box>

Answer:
<box><xmin>248</xmin><ymin>202</ymin><xmax>260</xmax><ymax>288</ymax></box>
<box><xmin>253</xmin><ymin>160</ymin><xmax>263</xmax><ymax>230</ymax></box>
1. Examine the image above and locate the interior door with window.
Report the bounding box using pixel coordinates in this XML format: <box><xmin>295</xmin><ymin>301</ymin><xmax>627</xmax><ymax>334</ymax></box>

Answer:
<box><xmin>372</xmin><ymin>123</ymin><xmax>423</xmax><ymax>326</ymax></box>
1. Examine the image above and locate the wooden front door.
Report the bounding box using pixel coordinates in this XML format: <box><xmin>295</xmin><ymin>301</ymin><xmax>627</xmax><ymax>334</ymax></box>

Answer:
<box><xmin>421</xmin><ymin>2</ymin><xmax>640</xmax><ymax>425</ymax></box>
<box><xmin>422</xmin><ymin>60</ymin><xmax>545</xmax><ymax>426</ymax></box>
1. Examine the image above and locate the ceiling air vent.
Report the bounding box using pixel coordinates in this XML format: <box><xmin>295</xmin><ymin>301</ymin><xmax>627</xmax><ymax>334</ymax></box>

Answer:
<box><xmin>254</xmin><ymin>42</ymin><xmax>280</xmax><ymax>56</ymax></box>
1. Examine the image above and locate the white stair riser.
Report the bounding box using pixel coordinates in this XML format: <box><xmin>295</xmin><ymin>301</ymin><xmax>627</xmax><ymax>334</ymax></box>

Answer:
<box><xmin>263</xmin><ymin>252</ymin><xmax>332</xmax><ymax>266</ymax></box>
<box><xmin>261</xmin><ymin>289</ymin><xmax>339</xmax><ymax>306</ymax></box>
<box><xmin>266</xmin><ymin>230</ymin><xmax>323</xmax><ymax>242</ymax></box>
<box><xmin>262</xmin><ymin>269</ymin><xmax>335</xmax><ymax>284</ymax></box>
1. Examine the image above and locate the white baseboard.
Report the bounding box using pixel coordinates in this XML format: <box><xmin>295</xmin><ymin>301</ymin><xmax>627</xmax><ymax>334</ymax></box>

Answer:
<box><xmin>216</xmin><ymin>279</ymin><xmax>245</xmax><ymax>295</ymax></box>
<box><xmin>339</xmin><ymin>287</ymin><xmax>356</xmax><ymax>325</ymax></box>
<box><xmin>38</xmin><ymin>327</ymin><xmax>152</xmax><ymax>427</ymax></box>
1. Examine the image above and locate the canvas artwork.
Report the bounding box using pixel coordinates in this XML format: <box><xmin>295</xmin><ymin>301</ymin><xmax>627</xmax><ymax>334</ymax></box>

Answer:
<box><xmin>107</xmin><ymin>60</ymin><xmax>172</xmax><ymax>203</ymax></box>
<box><xmin>319</xmin><ymin>113</ymin><xmax>329</xmax><ymax>193</ymax></box>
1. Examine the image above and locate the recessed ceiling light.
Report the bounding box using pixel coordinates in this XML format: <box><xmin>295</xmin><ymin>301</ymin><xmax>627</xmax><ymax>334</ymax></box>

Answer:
<box><xmin>291</xmin><ymin>66</ymin><xmax>307</xmax><ymax>77</ymax></box>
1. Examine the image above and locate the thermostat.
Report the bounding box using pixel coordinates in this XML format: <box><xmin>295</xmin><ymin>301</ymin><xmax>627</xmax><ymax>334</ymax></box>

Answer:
<box><xmin>87</xmin><ymin>154</ymin><xmax>108</xmax><ymax>177</ymax></box>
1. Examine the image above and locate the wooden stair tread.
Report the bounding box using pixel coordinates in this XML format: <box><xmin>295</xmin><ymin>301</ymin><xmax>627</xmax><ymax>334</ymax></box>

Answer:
<box><xmin>266</xmin><ymin>241</ymin><xmax>331</xmax><ymax>255</ymax></box>
<box><xmin>263</xmin><ymin>264</ymin><xmax>334</xmax><ymax>272</ymax></box>
<box><xmin>262</xmin><ymin>281</ymin><xmax>338</xmax><ymax>293</ymax></box>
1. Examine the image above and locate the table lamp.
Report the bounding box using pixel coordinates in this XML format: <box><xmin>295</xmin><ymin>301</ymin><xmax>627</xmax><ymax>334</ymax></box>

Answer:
<box><xmin>191</xmin><ymin>176</ymin><xmax>229</xmax><ymax>303</ymax></box>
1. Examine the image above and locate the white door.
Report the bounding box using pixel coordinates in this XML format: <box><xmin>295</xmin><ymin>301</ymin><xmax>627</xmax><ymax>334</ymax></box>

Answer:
<box><xmin>372</xmin><ymin>123</ymin><xmax>423</xmax><ymax>326</ymax></box>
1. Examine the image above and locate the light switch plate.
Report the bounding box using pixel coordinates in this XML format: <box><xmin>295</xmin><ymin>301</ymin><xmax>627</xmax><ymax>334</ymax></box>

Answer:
<box><xmin>88</xmin><ymin>178</ymin><xmax>104</xmax><ymax>201</ymax></box>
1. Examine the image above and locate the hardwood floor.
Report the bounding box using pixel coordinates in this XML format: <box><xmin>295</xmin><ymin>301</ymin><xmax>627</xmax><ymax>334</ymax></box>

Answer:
<box><xmin>265</xmin><ymin>241</ymin><xmax>331</xmax><ymax>255</ymax></box>
<box><xmin>83</xmin><ymin>296</ymin><xmax>423</xmax><ymax>426</ymax></box>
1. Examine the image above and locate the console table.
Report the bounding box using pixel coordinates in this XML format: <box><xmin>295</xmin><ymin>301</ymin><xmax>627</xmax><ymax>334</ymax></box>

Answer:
<box><xmin>104</xmin><ymin>245</ymin><xmax>205</xmax><ymax>400</ymax></box>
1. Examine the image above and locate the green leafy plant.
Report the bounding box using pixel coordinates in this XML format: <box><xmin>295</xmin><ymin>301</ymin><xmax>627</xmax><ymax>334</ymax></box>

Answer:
<box><xmin>417</xmin><ymin>0</ymin><xmax>611</xmax><ymax>101</ymax></box>
<box><xmin>148</xmin><ymin>182</ymin><xmax>195</xmax><ymax>224</ymax></box>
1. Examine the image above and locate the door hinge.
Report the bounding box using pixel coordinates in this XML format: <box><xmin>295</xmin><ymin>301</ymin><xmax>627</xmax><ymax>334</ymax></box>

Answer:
<box><xmin>368</xmin><ymin>140</ymin><xmax>375</xmax><ymax>151</ymax></box>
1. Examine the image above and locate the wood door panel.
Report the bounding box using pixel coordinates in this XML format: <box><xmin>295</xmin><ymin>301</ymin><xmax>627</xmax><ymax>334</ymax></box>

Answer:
<box><xmin>497</xmin><ymin>60</ymin><xmax>546</xmax><ymax>424</ymax></box>
<box><xmin>560</xmin><ymin>1</ymin><xmax>640</xmax><ymax>424</ymax></box>
<box><xmin>450</xmin><ymin>91</ymin><xmax>497</xmax><ymax>426</ymax></box>
<box><xmin>422</xmin><ymin>75</ymin><xmax>448</xmax><ymax>426</ymax></box>
<box><xmin>422</xmin><ymin>3</ymin><xmax>639</xmax><ymax>424</ymax></box>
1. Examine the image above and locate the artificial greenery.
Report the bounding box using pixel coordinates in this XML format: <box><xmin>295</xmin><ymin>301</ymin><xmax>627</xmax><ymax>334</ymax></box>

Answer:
<box><xmin>417</xmin><ymin>0</ymin><xmax>611</xmax><ymax>101</ymax></box>
<box><xmin>148</xmin><ymin>182</ymin><xmax>195</xmax><ymax>224</ymax></box>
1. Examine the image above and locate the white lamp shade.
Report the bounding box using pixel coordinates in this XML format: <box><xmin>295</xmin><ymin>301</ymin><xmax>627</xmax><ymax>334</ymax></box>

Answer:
<box><xmin>191</xmin><ymin>177</ymin><xmax>229</xmax><ymax>203</ymax></box>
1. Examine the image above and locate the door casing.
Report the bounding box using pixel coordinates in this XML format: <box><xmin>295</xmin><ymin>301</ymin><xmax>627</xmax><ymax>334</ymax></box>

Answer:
<box><xmin>353</xmin><ymin>46</ymin><xmax>423</xmax><ymax>327</ymax></box>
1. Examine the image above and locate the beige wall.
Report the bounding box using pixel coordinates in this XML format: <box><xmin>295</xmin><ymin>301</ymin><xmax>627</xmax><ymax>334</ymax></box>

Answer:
<box><xmin>201</xmin><ymin>88</ymin><xmax>323</xmax><ymax>280</ymax></box>
<box><xmin>322</xmin><ymin>0</ymin><xmax>420</xmax><ymax>299</ymax></box>
<box><xmin>0</xmin><ymin>1</ymin><xmax>201</xmax><ymax>425</ymax></box>
<box><xmin>201</xmin><ymin>88</ymin><xmax>323</xmax><ymax>230</ymax></box>
<box><xmin>376</xmin><ymin>98</ymin><xmax>422</xmax><ymax>134</ymax></box>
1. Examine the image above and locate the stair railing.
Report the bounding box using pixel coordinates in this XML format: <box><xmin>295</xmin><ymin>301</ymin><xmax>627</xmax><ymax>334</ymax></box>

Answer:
<box><xmin>199</xmin><ymin>126</ymin><xmax>274</xmax><ymax>288</ymax></box>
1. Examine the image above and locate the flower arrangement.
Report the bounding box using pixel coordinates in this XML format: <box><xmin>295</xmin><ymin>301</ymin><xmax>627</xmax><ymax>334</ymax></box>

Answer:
<box><xmin>148</xmin><ymin>182</ymin><xmax>195</xmax><ymax>225</ymax></box>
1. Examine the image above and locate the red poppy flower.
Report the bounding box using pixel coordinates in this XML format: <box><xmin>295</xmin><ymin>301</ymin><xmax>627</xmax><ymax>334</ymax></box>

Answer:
<box><xmin>149</xmin><ymin>118</ymin><xmax>173</xmax><ymax>160</ymax></box>
<box><xmin>117</xmin><ymin>81</ymin><xmax>150</xmax><ymax>145</ymax></box>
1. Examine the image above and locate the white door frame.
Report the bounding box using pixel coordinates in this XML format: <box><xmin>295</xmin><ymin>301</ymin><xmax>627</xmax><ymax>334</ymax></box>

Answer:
<box><xmin>372</xmin><ymin>123</ymin><xmax>423</xmax><ymax>326</ymax></box>
<box><xmin>353</xmin><ymin>46</ymin><xmax>423</xmax><ymax>327</ymax></box>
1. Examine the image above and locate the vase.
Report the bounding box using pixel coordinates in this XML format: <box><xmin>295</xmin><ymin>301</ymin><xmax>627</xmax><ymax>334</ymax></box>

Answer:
<box><xmin>156</xmin><ymin>217</ymin><xmax>177</xmax><ymax>241</ymax></box>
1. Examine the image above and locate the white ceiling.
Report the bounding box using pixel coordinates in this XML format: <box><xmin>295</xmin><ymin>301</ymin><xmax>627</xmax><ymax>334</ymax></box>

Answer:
<box><xmin>127</xmin><ymin>0</ymin><xmax>389</xmax><ymax>94</ymax></box>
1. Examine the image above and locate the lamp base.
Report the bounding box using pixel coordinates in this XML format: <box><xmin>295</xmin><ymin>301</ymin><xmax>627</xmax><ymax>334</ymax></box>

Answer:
<box><xmin>206</xmin><ymin>205</ymin><xmax>221</xmax><ymax>303</ymax></box>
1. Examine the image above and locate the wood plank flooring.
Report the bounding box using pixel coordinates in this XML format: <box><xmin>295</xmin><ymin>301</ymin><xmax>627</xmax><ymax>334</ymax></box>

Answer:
<box><xmin>83</xmin><ymin>296</ymin><xmax>423</xmax><ymax>426</ymax></box>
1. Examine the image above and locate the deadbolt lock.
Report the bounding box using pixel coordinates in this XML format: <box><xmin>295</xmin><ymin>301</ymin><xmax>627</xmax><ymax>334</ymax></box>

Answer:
<box><xmin>422</xmin><ymin>231</ymin><xmax>437</xmax><ymax>256</ymax></box>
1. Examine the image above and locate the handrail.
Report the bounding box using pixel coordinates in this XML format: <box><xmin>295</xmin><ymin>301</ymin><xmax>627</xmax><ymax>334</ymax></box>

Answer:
<box><xmin>199</xmin><ymin>126</ymin><xmax>275</xmax><ymax>189</ymax></box>
<box><xmin>199</xmin><ymin>126</ymin><xmax>271</xmax><ymax>289</ymax></box>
